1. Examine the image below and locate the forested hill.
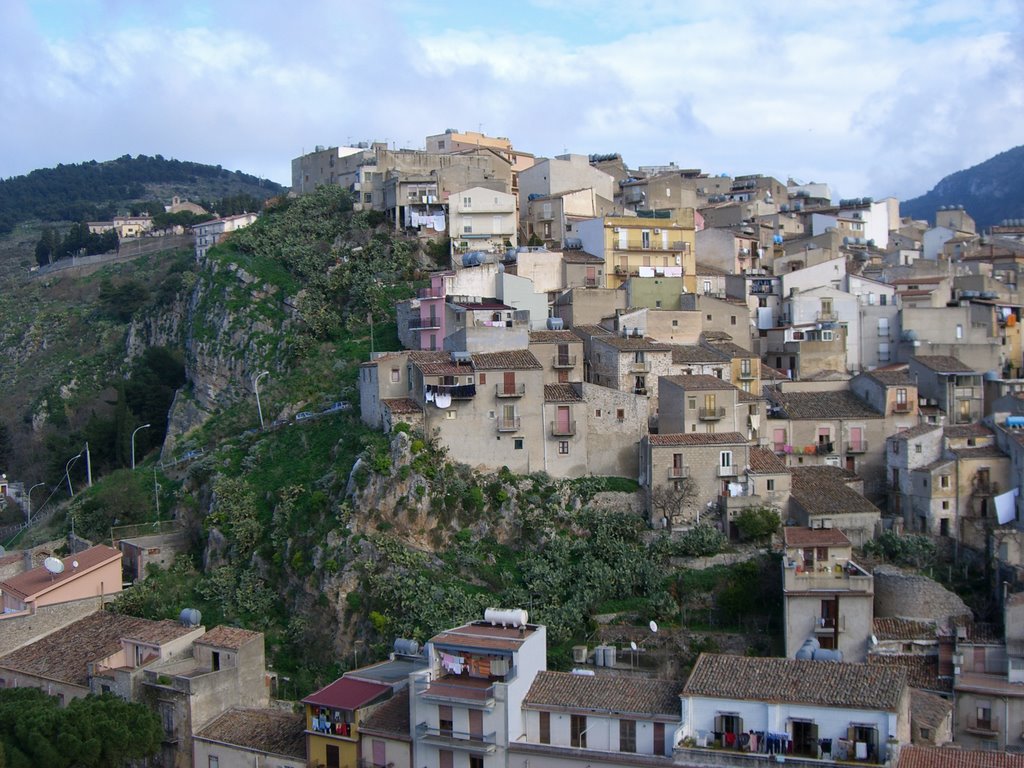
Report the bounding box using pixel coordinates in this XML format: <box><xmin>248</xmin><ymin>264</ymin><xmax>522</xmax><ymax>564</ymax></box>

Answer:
<box><xmin>900</xmin><ymin>144</ymin><xmax>1024</xmax><ymax>231</ymax></box>
<box><xmin>0</xmin><ymin>154</ymin><xmax>285</xmax><ymax>235</ymax></box>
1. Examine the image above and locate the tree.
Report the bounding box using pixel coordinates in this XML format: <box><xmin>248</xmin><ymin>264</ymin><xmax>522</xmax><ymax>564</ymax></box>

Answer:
<box><xmin>649</xmin><ymin>476</ymin><xmax>698</xmax><ymax>528</ymax></box>
<box><xmin>733</xmin><ymin>506</ymin><xmax>782</xmax><ymax>542</ymax></box>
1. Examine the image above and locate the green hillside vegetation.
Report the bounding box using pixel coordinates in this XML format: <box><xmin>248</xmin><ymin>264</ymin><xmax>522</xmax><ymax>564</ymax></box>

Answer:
<box><xmin>0</xmin><ymin>154</ymin><xmax>284</xmax><ymax>236</ymax></box>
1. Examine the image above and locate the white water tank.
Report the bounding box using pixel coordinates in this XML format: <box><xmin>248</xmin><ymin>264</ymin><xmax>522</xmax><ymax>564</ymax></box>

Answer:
<box><xmin>484</xmin><ymin>607</ymin><xmax>528</xmax><ymax>627</ymax></box>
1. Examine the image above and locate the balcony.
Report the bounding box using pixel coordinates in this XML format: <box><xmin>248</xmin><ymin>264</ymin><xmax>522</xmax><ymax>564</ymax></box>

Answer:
<box><xmin>892</xmin><ymin>401</ymin><xmax>912</xmax><ymax>413</ymax></box>
<box><xmin>813</xmin><ymin>615</ymin><xmax>846</xmax><ymax>633</ymax></box>
<box><xmin>409</xmin><ymin>316</ymin><xmax>441</xmax><ymax>331</ymax></box>
<box><xmin>497</xmin><ymin>417</ymin><xmax>520</xmax><ymax>432</ymax></box>
<box><xmin>629</xmin><ymin>360</ymin><xmax>651</xmax><ymax>373</ymax></box>
<box><xmin>417</xmin><ymin>676</ymin><xmax>497</xmax><ymax>707</ymax></box>
<box><xmin>495</xmin><ymin>383</ymin><xmax>525</xmax><ymax>398</ymax></box>
<box><xmin>584</xmin><ymin>277</ymin><xmax>599</xmax><ymax>288</ymax></box>
<box><xmin>426</xmin><ymin>384</ymin><xmax>476</xmax><ymax>400</ymax></box>
<box><xmin>699</xmin><ymin>406</ymin><xmax>726</xmax><ymax>421</ymax></box>
<box><xmin>846</xmin><ymin>441</ymin><xmax>868</xmax><ymax>454</ymax></box>
<box><xmin>550</xmin><ymin>420</ymin><xmax>576</xmax><ymax>437</ymax></box>
<box><xmin>817</xmin><ymin>311</ymin><xmax>838</xmax><ymax>322</ymax></box>
<box><xmin>815</xmin><ymin>441</ymin><xmax>835</xmax><ymax>455</ymax></box>
<box><xmin>552</xmin><ymin>354</ymin><xmax>578</xmax><ymax>369</ymax></box>
<box><xmin>737</xmin><ymin>368</ymin><xmax>756</xmax><ymax>380</ymax></box>
<box><xmin>718</xmin><ymin>464</ymin><xmax>740</xmax><ymax>477</ymax></box>
<box><xmin>418</xmin><ymin>287</ymin><xmax>444</xmax><ymax>300</ymax></box>
<box><xmin>633</xmin><ymin>387</ymin><xmax>648</xmax><ymax>396</ymax></box>
<box><xmin>415</xmin><ymin>723</ymin><xmax>497</xmax><ymax>754</ymax></box>
<box><xmin>965</xmin><ymin>714</ymin><xmax>1000</xmax><ymax>736</ymax></box>
<box><xmin>783</xmin><ymin>559</ymin><xmax>872</xmax><ymax>592</ymax></box>
<box><xmin>668</xmin><ymin>465</ymin><xmax>690</xmax><ymax>479</ymax></box>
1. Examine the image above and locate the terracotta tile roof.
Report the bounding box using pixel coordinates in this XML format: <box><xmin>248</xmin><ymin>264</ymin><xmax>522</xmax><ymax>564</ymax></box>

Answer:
<box><xmin>572</xmin><ymin>324</ymin><xmax>614</xmax><ymax>339</ymax></box>
<box><xmin>544</xmin><ymin>384</ymin><xmax>583</xmax><ymax>402</ymax></box>
<box><xmin>430</xmin><ymin>620</ymin><xmax>539</xmax><ymax>651</ymax></box>
<box><xmin>359</xmin><ymin>687</ymin><xmax>411</xmax><ymax>740</ymax></box>
<box><xmin>648</xmin><ymin>432</ymin><xmax>747</xmax><ymax>447</ymax></box>
<box><xmin>0</xmin><ymin>544</ymin><xmax>120</xmax><ymax>602</ymax></box>
<box><xmin>738</xmin><ymin>390</ymin><xmax>763</xmax><ymax>403</ymax></box>
<box><xmin>523</xmin><ymin>671</ymin><xmax>681</xmax><ymax>717</ymax></box>
<box><xmin>949</xmin><ymin>446</ymin><xmax>1006</xmax><ymax>460</ymax></box>
<box><xmin>694</xmin><ymin>261</ymin><xmax>729</xmax><ymax>276</ymax></box>
<box><xmin>910</xmin><ymin>689</ymin><xmax>952</xmax><ymax>731</ymax></box>
<box><xmin>0</xmin><ymin>611</ymin><xmax>195</xmax><ymax>687</ymax></box>
<box><xmin>472</xmin><ymin>350</ymin><xmax>543</xmax><ymax>370</ymax></box>
<box><xmin>670</xmin><ymin>345</ymin><xmax>726</xmax><ymax>364</ymax></box>
<box><xmin>892</xmin><ymin>277</ymin><xmax>947</xmax><ymax>285</ymax></box>
<box><xmin>196</xmin><ymin>626</ymin><xmax>262</xmax><ymax>650</ymax></box>
<box><xmin>593</xmin><ymin>335</ymin><xmax>673</xmax><ymax>352</ymax></box>
<box><xmin>415</xmin><ymin>360</ymin><xmax>475</xmax><ymax>376</ymax></box>
<box><xmin>801</xmin><ymin>369</ymin><xmax>850</xmax><ymax>382</ymax></box>
<box><xmin>528</xmin><ymin>330</ymin><xmax>581</xmax><ymax>344</ymax></box>
<box><xmin>898</xmin><ymin>745</ymin><xmax>1024</xmax><ymax>768</ymax></box>
<box><xmin>683</xmin><ymin>653</ymin><xmax>906</xmax><ymax>711</ymax></box>
<box><xmin>451</xmin><ymin>298</ymin><xmax>513</xmax><ymax>311</ymax></box>
<box><xmin>196</xmin><ymin>708</ymin><xmax>305</xmax><ymax>759</ymax></box>
<box><xmin>912</xmin><ymin>355</ymin><xmax>975</xmax><ymax>373</ymax></box>
<box><xmin>783</xmin><ymin>527</ymin><xmax>851</xmax><ymax>548</ymax></box>
<box><xmin>861</xmin><ymin>369</ymin><xmax>914</xmax><ymax>387</ymax></box>
<box><xmin>661</xmin><ymin>374</ymin><xmax>738</xmax><ymax>391</ymax></box>
<box><xmin>701</xmin><ymin>331</ymin><xmax>734</xmax><ymax>342</ymax></box>
<box><xmin>703</xmin><ymin>340</ymin><xmax>754</xmax><ymax>360</ymax></box>
<box><xmin>562</xmin><ymin>250</ymin><xmax>605</xmax><ymax>264</ymax></box>
<box><xmin>382</xmin><ymin>398</ymin><xmax>422</xmax><ymax>415</ymax></box>
<box><xmin>748</xmin><ymin>447</ymin><xmax>789</xmax><ymax>474</ymax></box>
<box><xmin>766</xmin><ymin>389</ymin><xmax>882</xmax><ymax>420</ymax></box>
<box><xmin>873</xmin><ymin>618</ymin><xmax>938</xmax><ymax>642</ymax></box>
<box><xmin>790</xmin><ymin>467</ymin><xmax>882</xmax><ymax>517</ymax></box>
<box><xmin>893</xmin><ymin>424</ymin><xmax>942</xmax><ymax>440</ymax></box>
<box><xmin>943</xmin><ymin>423</ymin><xmax>991</xmax><ymax>438</ymax></box>
<box><xmin>952</xmin><ymin>620</ymin><xmax>1002</xmax><ymax>644</ymax></box>
<box><xmin>303</xmin><ymin>677</ymin><xmax>391</xmax><ymax>711</ymax></box>
<box><xmin>867</xmin><ymin>654</ymin><xmax>951</xmax><ymax>693</ymax></box>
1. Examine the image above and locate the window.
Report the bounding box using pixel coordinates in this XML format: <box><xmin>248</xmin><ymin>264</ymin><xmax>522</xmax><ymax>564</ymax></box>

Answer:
<box><xmin>672</xmin><ymin>319</ymin><xmax>679</xmax><ymax>327</ymax></box>
<box><xmin>463</xmin><ymin>224</ymin><xmax>473</xmax><ymax>234</ymax></box>
<box><xmin>617</xmin><ymin>409</ymin><xmax>625</xmax><ymax>421</ymax></box>
<box><xmin>439</xmin><ymin>750</ymin><xmax>453</xmax><ymax>768</ymax></box>
<box><xmin>642</xmin><ymin>230</ymin><xmax>651</xmax><ymax>249</ymax></box>
<box><xmin>915</xmin><ymin>443</ymin><xmax>921</xmax><ymax>454</ymax></box>
<box><xmin>439</xmin><ymin>706</ymin><xmax>453</xmax><ymax>737</ymax></box>
<box><xmin>390</xmin><ymin>368</ymin><xmax>400</xmax><ymax>383</ymax></box>
<box><xmin>720</xmin><ymin>451</ymin><xmax>733</xmax><ymax>470</ymax></box>
<box><xmin>571</xmin><ymin>714</ymin><xmax>587</xmax><ymax>748</ymax></box>
<box><xmin>539</xmin><ymin>711</ymin><xmax>550</xmax><ymax>744</ymax></box>
<box><xmin>730</xmin><ymin>315</ymin><xmax>737</xmax><ymax>325</ymax></box>
<box><xmin>445</xmin><ymin>410</ymin><xmax>456</xmax><ymax>420</ymax></box>
<box><xmin>653</xmin><ymin>722</ymin><xmax>666</xmax><ymax>755</ymax></box>
<box><xmin>920</xmin><ymin>727</ymin><xmax>931</xmax><ymax>740</ymax></box>
<box><xmin>514</xmin><ymin>438</ymin><xmax>524</xmax><ymax>450</ymax></box>
<box><xmin>478</xmin><ymin>373</ymin><xmax>486</xmax><ymax>385</ymax></box>
<box><xmin>767</xmin><ymin>479</ymin><xmax>775</xmax><ymax>491</ymax></box>
<box><xmin>620</xmin><ymin>719</ymin><xmax>637</xmax><ymax>752</ymax></box>
<box><xmin>209</xmin><ymin>758</ymin><xmax>219</xmax><ymax>768</ymax></box>
<box><xmin>688</xmin><ymin>397</ymin><xmax>697</xmax><ymax>410</ymax></box>
<box><xmin>558</xmin><ymin>441</ymin><xmax>569</xmax><ymax>455</ymax></box>
<box><xmin>942</xmin><ymin>500</ymin><xmax>950</xmax><ymax>510</ymax></box>
<box><xmin>595</xmin><ymin>409</ymin><xmax>602</xmax><ymax>417</ymax></box>
<box><xmin>470</xmin><ymin>758</ymin><xmax>484</xmax><ymax>768</ymax></box>
<box><xmin>956</xmin><ymin>324</ymin><xmax>964</xmax><ymax>339</ymax></box>
<box><xmin>463</xmin><ymin>196</ymin><xmax>472</xmax><ymax>207</ymax></box>
<box><xmin>940</xmin><ymin>474</ymin><xmax>950</xmax><ymax>488</ymax></box>
<box><xmin>821</xmin><ymin>330</ymin><xmax>834</xmax><ymax>341</ymax></box>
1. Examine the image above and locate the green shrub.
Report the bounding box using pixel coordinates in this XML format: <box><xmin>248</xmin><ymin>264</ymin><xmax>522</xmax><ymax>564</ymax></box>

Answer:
<box><xmin>734</xmin><ymin>506</ymin><xmax>781</xmax><ymax>542</ymax></box>
<box><xmin>675</xmin><ymin>524</ymin><xmax>727</xmax><ymax>557</ymax></box>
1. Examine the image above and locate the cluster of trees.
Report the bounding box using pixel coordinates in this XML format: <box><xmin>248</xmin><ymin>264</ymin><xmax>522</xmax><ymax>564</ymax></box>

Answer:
<box><xmin>1</xmin><ymin>154</ymin><xmax>282</xmax><ymax>236</ymax></box>
<box><xmin>34</xmin><ymin>223</ymin><xmax>118</xmax><ymax>266</ymax></box>
<box><xmin>0</xmin><ymin>688</ymin><xmax>162</xmax><ymax>767</ymax></box>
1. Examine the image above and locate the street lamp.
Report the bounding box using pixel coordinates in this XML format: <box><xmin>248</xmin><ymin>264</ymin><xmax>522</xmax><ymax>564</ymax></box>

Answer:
<box><xmin>253</xmin><ymin>371</ymin><xmax>269</xmax><ymax>429</ymax></box>
<box><xmin>65</xmin><ymin>453</ymin><xmax>82</xmax><ymax>497</ymax></box>
<box><xmin>27</xmin><ymin>482</ymin><xmax>46</xmax><ymax>525</ymax></box>
<box><xmin>131</xmin><ymin>423</ymin><xmax>151</xmax><ymax>470</ymax></box>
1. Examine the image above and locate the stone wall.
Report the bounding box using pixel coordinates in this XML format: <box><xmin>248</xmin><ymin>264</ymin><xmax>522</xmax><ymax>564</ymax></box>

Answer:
<box><xmin>0</xmin><ymin>596</ymin><xmax>103</xmax><ymax>655</ymax></box>
<box><xmin>873</xmin><ymin>564</ymin><xmax>972</xmax><ymax>622</ymax></box>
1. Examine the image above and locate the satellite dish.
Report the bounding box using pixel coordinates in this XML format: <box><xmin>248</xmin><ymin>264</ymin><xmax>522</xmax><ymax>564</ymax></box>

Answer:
<box><xmin>649</xmin><ymin>620</ymin><xmax>658</xmax><ymax>633</ymax></box>
<box><xmin>630</xmin><ymin>641</ymin><xmax>638</xmax><ymax>651</ymax></box>
<box><xmin>72</xmin><ymin>560</ymin><xmax>79</xmax><ymax>569</ymax></box>
<box><xmin>43</xmin><ymin>557</ymin><xmax>65</xmax><ymax>575</ymax></box>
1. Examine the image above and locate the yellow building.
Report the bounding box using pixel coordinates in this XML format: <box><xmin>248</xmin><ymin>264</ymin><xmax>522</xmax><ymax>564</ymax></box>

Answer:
<box><xmin>304</xmin><ymin>676</ymin><xmax>391</xmax><ymax>768</ymax></box>
<box><xmin>576</xmin><ymin>212</ymin><xmax>696</xmax><ymax>292</ymax></box>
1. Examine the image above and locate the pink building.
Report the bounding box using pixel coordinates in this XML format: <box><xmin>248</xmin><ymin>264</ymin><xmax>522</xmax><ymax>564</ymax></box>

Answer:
<box><xmin>412</xmin><ymin>273</ymin><xmax>448</xmax><ymax>350</ymax></box>
<box><xmin>0</xmin><ymin>544</ymin><xmax>122</xmax><ymax>613</ymax></box>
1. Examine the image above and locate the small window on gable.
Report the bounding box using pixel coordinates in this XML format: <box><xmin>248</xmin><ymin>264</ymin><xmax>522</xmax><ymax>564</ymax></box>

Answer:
<box><xmin>616</xmin><ymin>409</ymin><xmax>625</xmax><ymax>421</ymax></box>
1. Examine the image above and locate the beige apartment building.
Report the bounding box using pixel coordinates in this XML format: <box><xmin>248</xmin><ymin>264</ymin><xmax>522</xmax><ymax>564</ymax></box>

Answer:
<box><xmin>448</xmin><ymin>186</ymin><xmax>518</xmax><ymax>256</ymax></box>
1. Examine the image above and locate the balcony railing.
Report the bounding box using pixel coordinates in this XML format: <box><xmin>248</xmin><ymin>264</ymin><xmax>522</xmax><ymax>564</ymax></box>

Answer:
<box><xmin>409</xmin><ymin>316</ymin><xmax>441</xmax><ymax>330</ymax></box>
<box><xmin>495</xmin><ymin>383</ymin><xmax>525</xmax><ymax>398</ymax></box>
<box><xmin>668</xmin><ymin>466</ymin><xmax>690</xmax><ymax>479</ymax></box>
<box><xmin>718</xmin><ymin>464</ymin><xmax>739</xmax><ymax>477</ymax></box>
<box><xmin>497</xmin><ymin>417</ymin><xmax>520</xmax><ymax>432</ymax></box>
<box><xmin>552</xmin><ymin>354</ymin><xmax>577</xmax><ymax>369</ymax></box>
<box><xmin>846</xmin><ymin>441</ymin><xmax>868</xmax><ymax>454</ymax></box>
<box><xmin>813</xmin><ymin>615</ymin><xmax>846</xmax><ymax>632</ymax></box>
<box><xmin>584</xmin><ymin>277</ymin><xmax>599</xmax><ymax>288</ymax></box>
<box><xmin>418</xmin><ymin>287</ymin><xmax>444</xmax><ymax>299</ymax></box>
<box><xmin>629</xmin><ymin>360</ymin><xmax>651</xmax><ymax>373</ymax></box>
<box><xmin>426</xmin><ymin>384</ymin><xmax>476</xmax><ymax>400</ymax></box>
<box><xmin>817</xmin><ymin>311</ymin><xmax>838</xmax><ymax>322</ymax></box>
<box><xmin>965</xmin><ymin>714</ymin><xmax>1000</xmax><ymax>736</ymax></box>
<box><xmin>699</xmin><ymin>406</ymin><xmax>725</xmax><ymax>421</ymax></box>
<box><xmin>737</xmin><ymin>368</ymin><xmax>756</xmax><ymax>380</ymax></box>
<box><xmin>892</xmin><ymin>401</ymin><xmax>912</xmax><ymax>413</ymax></box>
<box><xmin>815</xmin><ymin>441</ymin><xmax>834</xmax><ymax>455</ymax></box>
<box><xmin>550</xmin><ymin>420</ymin><xmax>576</xmax><ymax>437</ymax></box>
<box><xmin>415</xmin><ymin>723</ymin><xmax>497</xmax><ymax>752</ymax></box>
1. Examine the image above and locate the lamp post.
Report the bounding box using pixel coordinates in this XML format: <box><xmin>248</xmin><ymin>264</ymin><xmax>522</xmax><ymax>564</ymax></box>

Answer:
<box><xmin>131</xmin><ymin>423</ymin><xmax>151</xmax><ymax>470</ymax></box>
<box><xmin>27</xmin><ymin>482</ymin><xmax>46</xmax><ymax>525</ymax></box>
<box><xmin>253</xmin><ymin>371</ymin><xmax>269</xmax><ymax>429</ymax></box>
<box><xmin>65</xmin><ymin>453</ymin><xmax>82</xmax><ymax>497</ymax></box>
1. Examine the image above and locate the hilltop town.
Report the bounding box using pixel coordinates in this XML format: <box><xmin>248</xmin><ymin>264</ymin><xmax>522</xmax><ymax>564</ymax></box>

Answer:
<box><xmin>0</xmin><ymin>130</ymin><xmax>1022</xmax><ymax>768</ymax></box>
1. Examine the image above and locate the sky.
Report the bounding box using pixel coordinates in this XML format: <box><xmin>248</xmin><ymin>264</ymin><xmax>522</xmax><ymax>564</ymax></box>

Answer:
<box><xmin>2</xmin><ymin>0</ymin><xmax>1023</xmax><ymax>202</ymax></box>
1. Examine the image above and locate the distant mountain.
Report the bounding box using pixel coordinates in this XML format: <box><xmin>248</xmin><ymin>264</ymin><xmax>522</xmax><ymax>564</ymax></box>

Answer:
<box><xmin>900</xmin><ymin>145</ymin><xmax>1024</xmax><ymax>231</ymax></box>
<box><xmin>0</xmin><ymin>154</ymin><xmax>285</xmax><ymax>235</ymax></box>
